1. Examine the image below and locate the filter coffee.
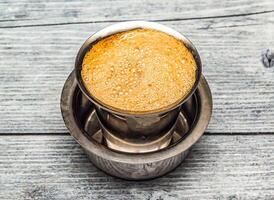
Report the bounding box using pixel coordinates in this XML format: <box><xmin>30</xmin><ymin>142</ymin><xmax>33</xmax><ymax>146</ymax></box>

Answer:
<box><xmin>81</xmin><ymin>28</ymin><xmax>197</xmax><ymax>113</ymax></box>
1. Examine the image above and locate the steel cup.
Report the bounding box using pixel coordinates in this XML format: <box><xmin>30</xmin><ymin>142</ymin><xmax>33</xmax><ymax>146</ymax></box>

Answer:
<box><xmin>74</xmin><ymin>21</ymin><xmax>202</xmax><ymax>152</ymax></box>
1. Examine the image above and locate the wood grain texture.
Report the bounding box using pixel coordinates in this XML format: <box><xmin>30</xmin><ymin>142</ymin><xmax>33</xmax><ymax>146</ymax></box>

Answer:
<box><xmin>1</xmin><ymin>1</ymin><xmax>273</xmax><ymax>199</ymax></box>
<box><xmin>0</xmin><ymin>0</ymin><xmax>273</xmax><ymax>28</ymax></box>
<box><xmin>0</xmin><ymin>135</ymin><xmax>273</xmax><ymax>199</ymax></box>
<box><xmin>0</xmin><ymin>12</ymin><xmax>274</xmax><ymax>133</ymax></box>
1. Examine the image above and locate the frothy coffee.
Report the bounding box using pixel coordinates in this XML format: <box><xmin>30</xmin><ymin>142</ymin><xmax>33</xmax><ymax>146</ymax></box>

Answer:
<box><xmin>81</xmin><ymin>29</ymin><xmax>197</xmax><ymax>112</ymax></box>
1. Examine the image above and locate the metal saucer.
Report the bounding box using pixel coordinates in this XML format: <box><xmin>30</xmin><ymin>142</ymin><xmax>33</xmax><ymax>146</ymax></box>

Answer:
<box><xmin>60</xmin><ymin>70</ymin><xmax>212</xmax><ymax>180</ymax></box>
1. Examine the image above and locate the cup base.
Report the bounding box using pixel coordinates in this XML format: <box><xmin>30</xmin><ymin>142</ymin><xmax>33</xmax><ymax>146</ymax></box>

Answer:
<box><xmin>97</xmin><ymin>115</ymin><xmax>177</xmax><ymax>153</ymax></box>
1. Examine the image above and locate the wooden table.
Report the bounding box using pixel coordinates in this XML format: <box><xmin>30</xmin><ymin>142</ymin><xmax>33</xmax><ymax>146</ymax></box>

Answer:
<box><xmin>1</xmin><ymin>0</ymin><xmax>274</xmax><ymax>199</ymax></box>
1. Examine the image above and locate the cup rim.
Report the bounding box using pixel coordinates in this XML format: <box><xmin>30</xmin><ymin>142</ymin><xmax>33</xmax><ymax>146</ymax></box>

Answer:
<box><xmin>75</xmin><ymin>20</ymin><xmax>202</xmax><ymax>116</ymax></box>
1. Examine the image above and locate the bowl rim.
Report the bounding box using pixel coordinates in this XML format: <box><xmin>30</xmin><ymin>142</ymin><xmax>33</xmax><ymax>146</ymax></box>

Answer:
<box><xmin>74</xmin><ymin>20</ymin><xmax>202</xmax><ymax>116</ymax></box>
<box><xmin>60</xmin><ymin>71</ymin><xmax>212</xmax><ymax>164</ymax></box>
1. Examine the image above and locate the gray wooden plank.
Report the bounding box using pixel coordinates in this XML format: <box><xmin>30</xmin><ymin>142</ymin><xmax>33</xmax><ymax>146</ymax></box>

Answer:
<box><xmin>0</xmin><ymin>135</ymin><xmax>273</xmax><ymax>199</ymax></box>
<box><xmin>1</xmin><ymin>13</ymin><xmax>274</xmax><ymax>134</ymax></box>
<box><xmin>0</xmin><ymin>0</ymin><xmax>273</xmax><ymax>28</ymax></box>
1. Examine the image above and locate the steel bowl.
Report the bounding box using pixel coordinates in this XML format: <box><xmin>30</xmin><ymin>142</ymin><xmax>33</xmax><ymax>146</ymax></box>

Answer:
<box><xmin>74</xmin><ymin>21</ymin><xmax>202</xmax><ymax>148</ymax></box>
<box><xmin>60</xmin><ymin>72</ymin><xmax>212</xmax><ymax>180</ymax></box>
